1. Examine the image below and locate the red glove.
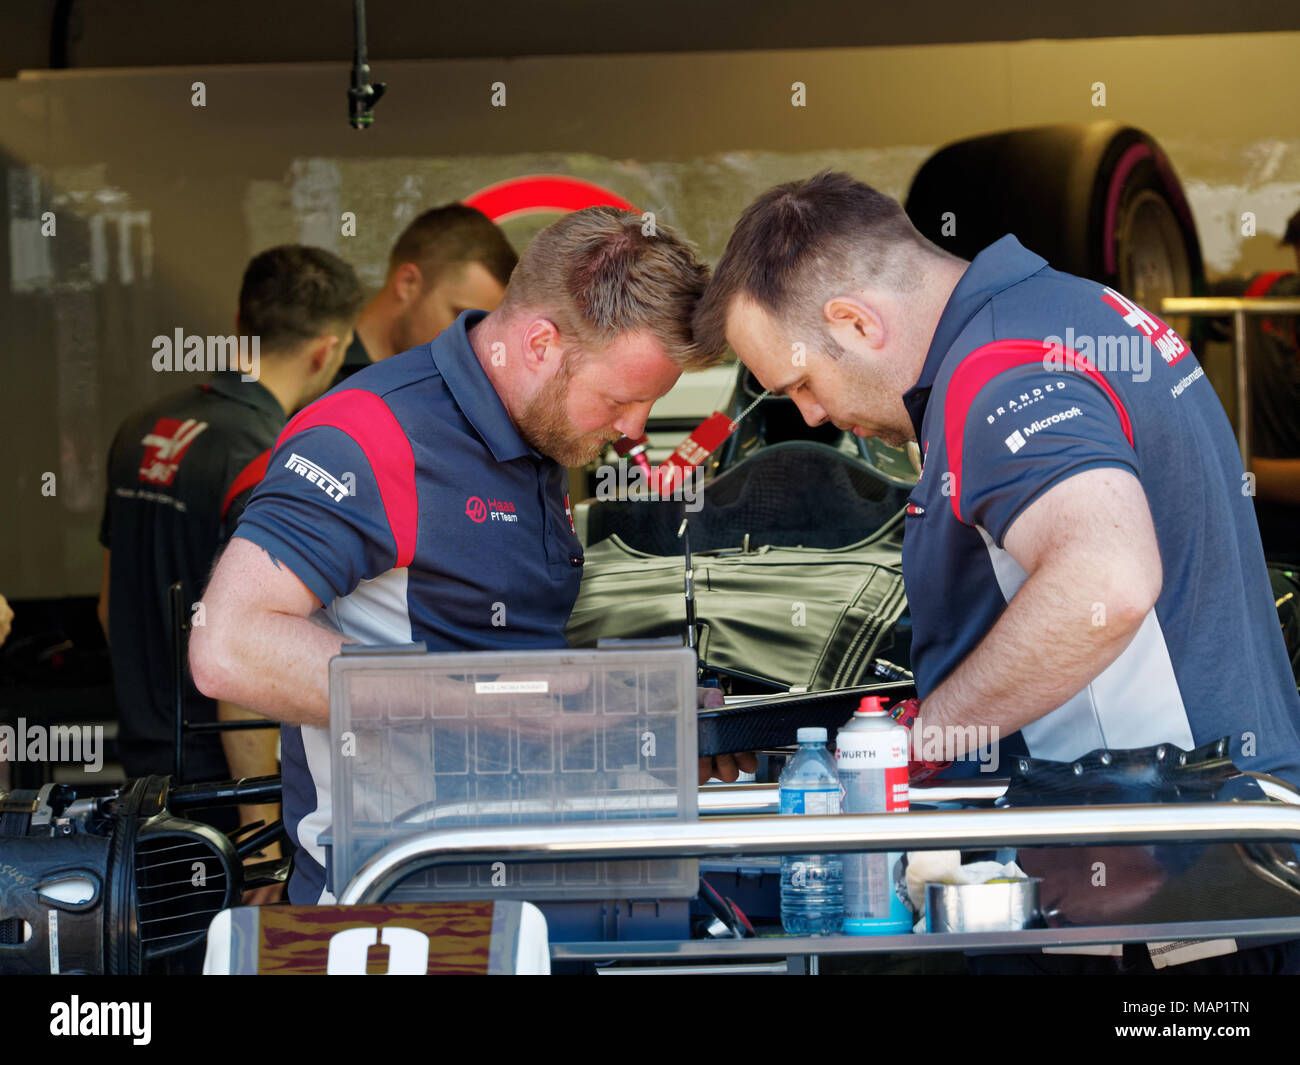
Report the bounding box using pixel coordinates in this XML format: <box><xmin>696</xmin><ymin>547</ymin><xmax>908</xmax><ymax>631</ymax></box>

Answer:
<box><xmin>888</xmin><ymin>698</ymin><xmax>952</xmax><ymax>783</ymax></box>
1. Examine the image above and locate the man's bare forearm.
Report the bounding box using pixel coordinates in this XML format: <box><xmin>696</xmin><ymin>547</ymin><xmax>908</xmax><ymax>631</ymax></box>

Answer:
<box><xmin>193</xmin><ymin>608</ymin><xmax>346</xmax><ymax>727</ymax></box>
<box><xmin>190</xmin><ymin>538</ymin><xmax>354</xmax><ymax>727</ymax></box>
<box><xmin>916</xmin><ymin>558</ymin><xmax>1149</xmax><ymax>749</ymax></box>
<box><xmin>218</xmin><ymin>700</ymin><xmax>281</xmax><ymax>780</ymax></box>
<box><xmin>218</xmin><ymin>700</ymin><xmax>283</xmax><ymax>855</ymax></box>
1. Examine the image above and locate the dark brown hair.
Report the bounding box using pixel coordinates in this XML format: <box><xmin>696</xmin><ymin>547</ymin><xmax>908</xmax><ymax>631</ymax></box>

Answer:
<box><xmin>238</xmin><ymin>244</ymin><xmax>364</xmax><ymax>353</ymax></box>
<box><xmin>694</xmin><ymin>171</ymin><xmax>937</xmax><ymax>356</ymax></box>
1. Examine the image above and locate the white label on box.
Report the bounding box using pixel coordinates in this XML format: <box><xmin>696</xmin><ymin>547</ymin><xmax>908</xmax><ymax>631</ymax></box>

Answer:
<box><xmin>1146</xmin><ymin>938</ymin><xmax>1237</xmax><ymax>968</ymax></box>
<box><xmin>474</xmin><ymin>680</ymin><xmax>550</xmax><ymax>694</ymax></box>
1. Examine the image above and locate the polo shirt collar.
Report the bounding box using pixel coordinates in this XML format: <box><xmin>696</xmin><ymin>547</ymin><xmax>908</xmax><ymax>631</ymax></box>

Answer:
<box><xmin>431</xmin><ymin>309</ymin><xmax>537</xmax><ymax>463</ymax></box>
<box><xmin>902</xmin><ymin>234</ymin><xmax>1047</xmax><ymax>438</ymax></box>
<box><xmin>205</xmin><ymin>372</ymin><xmax>284</xmax><ymax>420</ymax></box>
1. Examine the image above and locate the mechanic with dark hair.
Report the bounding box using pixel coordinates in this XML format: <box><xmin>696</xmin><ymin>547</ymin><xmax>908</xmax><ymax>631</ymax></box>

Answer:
<box><xmin>1207</xmin><ymin>207</ymin><xmax>1300</xmax><ymax>566</ymax></box>
<box><xmin>190</xmin><ymin>207</ymin><xmax>725</xmax><ymax>905</ymax></box>
<box><xmin>99</xmin><ymin>245</ymin><xmax>362</xmax><ymax>871</ymax></box>
<box><xmin>695</xmin><ymin>171</ymin><xmax>1300</xmax><ymax>973</ymax></box>
<box><xmin>332</xmin><ymin>203</ymin><xmax>518</xmax><ymax>385</ymax></box>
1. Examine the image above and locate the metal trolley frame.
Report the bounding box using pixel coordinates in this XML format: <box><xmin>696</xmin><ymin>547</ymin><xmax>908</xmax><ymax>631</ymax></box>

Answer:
<box><xmin>338</xmin><ymin>778</ymin><xmax>1300</xmax><ymax>972</ymax></box>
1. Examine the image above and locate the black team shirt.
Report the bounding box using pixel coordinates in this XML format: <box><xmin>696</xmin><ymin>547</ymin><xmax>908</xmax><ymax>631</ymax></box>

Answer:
<box><xmin>99</xmin><ymin>373</ymin><xmax>286</xmax><ymax>781</ymax></box>
<box><xmin>329</xmin><ymin>332</ymin><xmax>371</xmax><ymax>388</ymax></box>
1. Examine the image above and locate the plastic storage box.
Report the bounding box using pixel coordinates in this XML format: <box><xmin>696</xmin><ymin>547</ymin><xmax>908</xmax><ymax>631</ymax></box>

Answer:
<box><xmin>327</xmin><ymin>647</ymin><xmax>698</xmax><ymax>901</ymax></box>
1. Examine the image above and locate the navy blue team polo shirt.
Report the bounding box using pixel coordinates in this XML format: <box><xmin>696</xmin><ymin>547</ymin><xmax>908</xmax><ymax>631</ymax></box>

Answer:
<box><xmin>900</xmin><ymin>235</ymin><xmax>1300</xmax><ymax>786</ymax></box>
<box><xmin>233</xmin><ymin>310</ymin><xmax>585</xmax><ymax>902</ymax></box>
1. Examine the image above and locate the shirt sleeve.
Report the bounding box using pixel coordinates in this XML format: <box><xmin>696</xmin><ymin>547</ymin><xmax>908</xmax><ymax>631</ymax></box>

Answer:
<box><xmin>218</xmin><ymin>444</ymin><xmax>274</xmax><ymax>544</ymax></box>
<box><xmin>221</xmin><ymin>483</ymin><xmax>257</xmax><ymax>541</ymax></box>
<box><xmin>232</xmin><ymin>421</ymin><xmax>410</xmax><ymax>607</ymax></box>
<box><xmin>949</xmin><ymin>355</ymin><xmax>1140</xmax><ymax>548</ymax></box>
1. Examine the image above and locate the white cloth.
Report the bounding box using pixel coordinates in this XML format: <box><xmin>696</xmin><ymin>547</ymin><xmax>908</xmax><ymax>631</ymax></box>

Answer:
<box><xmin>905</xmin><ymin>850</ymin><xmax>1027</xmax><ymax>931</ymax></box>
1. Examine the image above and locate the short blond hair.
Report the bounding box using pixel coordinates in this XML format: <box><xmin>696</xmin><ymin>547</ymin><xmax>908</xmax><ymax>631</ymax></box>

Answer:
<box><xmin>499</xmin><ymin>206</ymin><xmax>721</xmax><ymax>370</ymax></box>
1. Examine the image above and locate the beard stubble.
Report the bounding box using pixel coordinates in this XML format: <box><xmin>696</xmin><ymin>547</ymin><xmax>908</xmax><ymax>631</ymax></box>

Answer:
<box><xmin>514</xmin><ymin>359</ymin><xmax>620</xmax><ymax>467</ymax></box>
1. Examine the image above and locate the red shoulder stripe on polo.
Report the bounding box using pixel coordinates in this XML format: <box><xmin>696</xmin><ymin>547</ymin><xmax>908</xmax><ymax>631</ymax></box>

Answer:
<box><xmin>222</xmin><ymin>448</ymin><xmax>271</xmax><ymax>519</ymax></box>
<box><xmin>275</xmin><ymin>390</ymin><xmax>418</xmax><ymax>568</ymax></box>
<box><xmin>944</xmin><ymin>340</ymin><xmax>1135</xmax><ymax>525</ymax></box>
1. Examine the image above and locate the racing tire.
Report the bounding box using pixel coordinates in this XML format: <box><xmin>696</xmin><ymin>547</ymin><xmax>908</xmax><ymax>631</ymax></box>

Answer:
<box><xmin>904</xmin><ymin>122</ymin><xmax>1204</xmax><ymax>340</ymax></box>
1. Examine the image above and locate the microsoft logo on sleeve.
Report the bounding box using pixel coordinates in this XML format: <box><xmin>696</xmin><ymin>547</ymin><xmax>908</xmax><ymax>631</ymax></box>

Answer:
<box><xmin>1004</xmin><ymin>430</ymin><xmax>1027</xmax><ymax>454</ymax></box>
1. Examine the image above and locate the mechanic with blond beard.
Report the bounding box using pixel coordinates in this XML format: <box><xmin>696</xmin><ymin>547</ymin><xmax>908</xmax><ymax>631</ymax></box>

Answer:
<box><xmin>191</xmin><ymin>207</ymin><xmax>729</xmax><ymax>904</ymax></box>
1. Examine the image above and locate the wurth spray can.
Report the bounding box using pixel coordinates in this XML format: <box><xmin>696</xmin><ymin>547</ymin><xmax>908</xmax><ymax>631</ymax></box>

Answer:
<box><xmin>835</xmin><ymin>696</ymin><xmax>913</xmax><ymax>934</ymax></box>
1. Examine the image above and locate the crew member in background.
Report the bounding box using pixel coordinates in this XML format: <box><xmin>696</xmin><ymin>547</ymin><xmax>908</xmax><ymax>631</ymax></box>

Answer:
<box><xmin>190</xmin><ymin>207</ymin><xmax>724</xmax><ymax>905</ymax></box>
<box><xmin>695</xmin><ymin>172</ymin><xmax>1300</xmax><ymax>973</ymax></box>
<box><xmin>1209</xmin><ymin>206</ymin><xmax>1300</xmax><ymax>565</ymax></box>
<box><xmin>332</xmin><ymin>203</ymin><xmax>517</xmax><ymax>386</ymax></box>
<box><xmin>99</xmin><ymin>246</ymin><xmax>362</xmax><ymax>898</ymax></box>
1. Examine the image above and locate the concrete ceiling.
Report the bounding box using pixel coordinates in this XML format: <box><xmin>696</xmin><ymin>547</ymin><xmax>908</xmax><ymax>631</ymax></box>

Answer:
<box><xmin>4</xmin><ymin>0</ymin><xmax>1299</xmax><ymax>77</ymax></box>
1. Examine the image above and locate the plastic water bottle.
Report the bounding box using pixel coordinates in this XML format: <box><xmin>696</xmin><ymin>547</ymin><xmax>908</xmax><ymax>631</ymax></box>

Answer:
<box><xmin>779</xmin><ymin>727</ymin><xmax>844</xmax><ymax>935</ymax></box>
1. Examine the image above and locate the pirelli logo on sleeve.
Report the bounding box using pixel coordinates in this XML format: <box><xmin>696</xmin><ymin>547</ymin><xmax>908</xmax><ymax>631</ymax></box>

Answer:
<box><xmin>285</xmin><ymin>453</ymin><xmax>350</xmax><ymax>502</ymax></box>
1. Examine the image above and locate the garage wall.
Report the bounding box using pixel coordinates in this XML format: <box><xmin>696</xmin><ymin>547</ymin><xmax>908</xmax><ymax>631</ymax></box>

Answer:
<box><xmin>3</xmin><ymin>31</ymin><xmax>1298</xmax><ymax>597</ymax></box>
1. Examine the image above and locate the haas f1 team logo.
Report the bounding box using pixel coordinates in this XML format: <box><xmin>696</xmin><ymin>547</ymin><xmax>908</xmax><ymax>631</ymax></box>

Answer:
<box><xmin>1101</xmin><ymin>287</ymin><xmax>1189</xmax><ymax>366</ymax></box>
<box><xmin>466</xmin><ymin>495</ymin><xmax>517</xmax><ymax>523</ymax></box>
<box><xmin>138</xmin><ymin>418</ymin><xmax>209</xmax><ymax>486</ymax></box>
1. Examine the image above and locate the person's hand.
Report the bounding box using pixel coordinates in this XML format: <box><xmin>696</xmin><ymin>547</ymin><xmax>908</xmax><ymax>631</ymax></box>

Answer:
<box><xmin>240</xmin><ymin>839</ymin><xmax>285</xmax><ymax>906</ymax></box>
<box><xmin>697</xmin><ymin>686</ymin><xmax>725</xmax><ymax>710</ymax></box>
<box><xmin>696</xmin><ymin>686</ymin><xmax>758</xmax><ymax>783</ymax></box>
<box><xmin>698</xmin><ymin>751</ymin><xmax>759</xmax><ymax>784</ymax></box>
<box><xmin>0</xmin><ymin>595</ymin><xmax>12</xmax><ymax>647</ymax></box>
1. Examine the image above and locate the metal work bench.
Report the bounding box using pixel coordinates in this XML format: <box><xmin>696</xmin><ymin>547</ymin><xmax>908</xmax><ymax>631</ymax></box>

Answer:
<box><xmin>338</xmin><ymin>778</ymin><xmax>1300</xmax><ymax>972</ymax></box>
